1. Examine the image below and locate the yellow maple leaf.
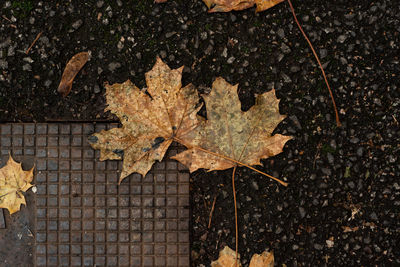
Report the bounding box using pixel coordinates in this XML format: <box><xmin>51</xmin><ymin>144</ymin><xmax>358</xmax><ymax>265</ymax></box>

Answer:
<box><xmin>211</xmin><ymin>246</ymin><xmax>274</xmax><ymax>267</ymax></box>
<box><xmin>89</xmin><ymin>58</ymin><xmax>202</xmax><ymax>183</ymax></box>
<box><xmin>172</xmin><ymin>77</ymin><xmax>292</xmax><ymax>174</ymax></box>
<box><xmin>0</xmin><ymin>154</ymin><xmax>34</xmax><ymax>215</ymax></box>
<box><xmin>203</xmin><ymin>0</ymin><xmax>284</xmax><ymax>13</ymax></box>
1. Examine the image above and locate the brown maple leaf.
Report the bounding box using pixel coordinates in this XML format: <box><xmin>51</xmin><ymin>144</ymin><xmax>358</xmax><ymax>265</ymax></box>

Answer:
<box><xmin>89</xmin><ymin>58</ymin><xmax>201</xmax><ymax>183</ymax></box>
<box><xmin>211</xmin><ymin>246</ymin><xmax>274</xmax><ymax>267</ymax></box>
<box><xmin>203</xmin><ymin>0</ymin><xmax>284</xmax><ymax>13</ymax></box>
<box><xmin>172</xmin><ymin>77</ymin><xmax>291</xmax><ymax>178</ymax></box>
<box><xmin>0</xmin><ymin>154</ymin><xmax>34</xmax><ymax>215</ymax></box>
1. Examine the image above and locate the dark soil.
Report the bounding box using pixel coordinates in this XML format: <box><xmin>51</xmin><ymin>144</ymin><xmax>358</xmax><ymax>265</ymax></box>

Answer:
<box><xmin>1</xmin><ymin>0</ymin><xmax>399</xmax><ymax>266</ymax></box>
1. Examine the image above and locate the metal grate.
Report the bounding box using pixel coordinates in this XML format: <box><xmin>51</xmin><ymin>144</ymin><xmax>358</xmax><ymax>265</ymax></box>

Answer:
<box><xmin>0</xmin><ymin>123</ymin><xmax>190</xmax><ymax>267</ymax></box>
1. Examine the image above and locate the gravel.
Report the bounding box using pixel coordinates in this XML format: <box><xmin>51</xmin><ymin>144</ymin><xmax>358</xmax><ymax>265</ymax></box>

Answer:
<box><xmin>1</xmin><ymin>0</ymin><xmax>399</xmax><ymax>266</ymax></box>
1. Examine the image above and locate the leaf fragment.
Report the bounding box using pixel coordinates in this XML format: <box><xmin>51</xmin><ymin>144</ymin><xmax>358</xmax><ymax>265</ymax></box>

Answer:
<box><xmin>211</xmin><ymin>246</ymin><xmax>274</xmax><ymax>267</ymax></box>
<box><xmin>249</xmin><ymin>250</ymin><xmax>274</xmax><ymax>267</ymax></box>
<box><xmin>254</xmin><ymin>0</ymin><xmax>285</xmax><ymax>12</ymax></box>
<box><xmin>57</xmin><ymin>51</ymin><xmax>89</xmax><ymax>97</ymax></box>
<box><xmin>211</xmin><ymin>246</ymin><xmax>240</xmax><ymax>267</ymax></box>
<box><xmin>342</xmin><ymin>226</ymin><xmax>359</xmax><ymax>233</ymax></box>
<box><xmin>203</xmin><ymin>0</ymin><xmax>284</xmax><ymax>13</ymax></box>
<box><xmin>0</xmin><ymin>154</ymin><xmax>34</xmax><ymax>215</ymax></box>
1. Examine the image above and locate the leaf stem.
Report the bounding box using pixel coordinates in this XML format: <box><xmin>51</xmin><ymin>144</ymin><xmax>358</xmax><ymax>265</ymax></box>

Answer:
<box><xmin>208</xmin><ymin>195</ymin><xmax>217</xmax><ymax>229</ymax></box>
<box><xmin>173</xmin><ymin>137</ymin><xmax>288</xmax><ymax>186</ymax></box>
<box><xmin>287</xmin><ymin>0</ymin><xmax>341</xmax><ymax>127</ymax></box>
<box><xmin>232</xmin><ymin>165</ymin><xmax>239</xmax><ymax>267</ymax></box>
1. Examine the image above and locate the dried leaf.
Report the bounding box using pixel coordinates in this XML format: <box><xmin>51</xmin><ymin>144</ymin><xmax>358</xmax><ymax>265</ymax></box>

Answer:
<box><xmin>203</xmin><ymin>0</ymin><xmax>284</xmax><ymax>13</ymax></box>
<box><xmin>342</xmin><ymin>226</ymin><xmax>359</xmax><ymax>233</ymax></box>
<box><xmin>89</xmin><ymin>58</ymin><xmax>201</xmax><ymax>183</ymax></box>
<box><xmin>249</xmin><ymin>250</ymin><xmax>274</xmax><ymax>267</ymax></box>
<box><xmin>211</xmin><ymin>246</ymin><xmax>274</xmax><ymax>267</ymax></box>
<box><xmin>90</xmin><ymin>58</ymin><xmax>290</xmax><ymax>184</ymax></box>
<box><xmin>172</xmin><ymin>77</ymin><xmax>292</xmax><ymax>173</ymax></box>
<box><xmin>211</xmin><ymin>246</ymin><xmax>241</xmax><ymax>267</ymax></box>
<box><xmin>326</xmin><ymin>238</ymin><xmax>334</xmax><ymax>248</ymax></box>
<box><xmin>0</xmin><ymin>154</ymin><xmax>34</xmax><ymax>215</ymax></box>
<box><xmin>57</xmin><ymin>51</ymin><xmax>89</xmax><ymax>97</ymax></box>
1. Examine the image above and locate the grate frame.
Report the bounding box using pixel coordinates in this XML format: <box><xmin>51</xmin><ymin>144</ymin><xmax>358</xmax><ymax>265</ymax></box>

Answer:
<box><xmin>0</xmin><ymin>123</ymin><xmax>190</xmax><ymax>267</ymax></box>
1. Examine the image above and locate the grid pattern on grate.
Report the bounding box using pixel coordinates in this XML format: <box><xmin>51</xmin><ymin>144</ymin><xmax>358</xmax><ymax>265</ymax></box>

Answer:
<box><xmin>0</xmin><ymin>123</ymin><xmax>190</xmax><ymax>267</ymax></box>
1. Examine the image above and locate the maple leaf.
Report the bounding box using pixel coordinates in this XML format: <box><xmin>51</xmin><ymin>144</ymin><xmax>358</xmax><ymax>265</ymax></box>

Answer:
<box><xmin>0</xmin><ymin>154</ymin><xmax>34</xmax><ymax>215</ymax></box>
<box><xmin>172</xmin><ymin>77</ymin><xmax>291</xmax><ymax>176</ymax></box>
<box><xmin>57</xmin><ymin>51</ymin><xmax>89</xmax><ymax>97</ymax></box>
<box><xmin>211</xmin><ymin>246</ymin><xmax>274</xmax><ymax>267</ymax></box>
<box><xmin>89</xmin><ymin>58</ymin><xmax>201</xmax><ymax>183</ymax></box>
<box><xmin>203</xmin><ymin>0</ymin><xmax>284</xmax><ymax>12</ymax></box>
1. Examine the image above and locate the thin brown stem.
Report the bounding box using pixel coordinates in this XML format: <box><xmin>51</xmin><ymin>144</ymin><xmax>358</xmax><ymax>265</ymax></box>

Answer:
<box><xmin>173</xmin><ymin>136</ymin><xmax>288</xmax><ymax>186</ymax></box>
<box><xmin>2</xmin><ymin>15</ymin><xmax>12</xmax><ymax>23</ymax></box>
<box><xmin>208</xmin><ymin>195</ymin><xmax>217</xmax><ymax>229</ymax></box>
<box><xmin>287</xmin><ymin>0</ymin><xmax>341</xmax><ymax>127</ymax></box>
<box><xmin>232</xmin><ymin>165</ymin><xmax>239</xmax><ymax>267</ymax></box>
<box><xmin>25</xmin><ymin>31</ymin><xmax>42</xmax><ymax>54</ymax></box>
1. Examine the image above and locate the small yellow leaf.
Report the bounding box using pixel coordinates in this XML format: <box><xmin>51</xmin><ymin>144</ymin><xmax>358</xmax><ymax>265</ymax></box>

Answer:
<box><xmin>0</xmin><ymin>154</ymin><xmax>34</xmax><ymax>215</ymax></box>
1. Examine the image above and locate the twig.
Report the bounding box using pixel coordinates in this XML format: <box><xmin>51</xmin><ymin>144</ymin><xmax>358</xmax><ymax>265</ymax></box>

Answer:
<box><xmin>25</xmin><ymin>31</ymin><xmax>42</xmax><ymax>54</ymax></box>
<box><xmin>2</xmin><ymin>15</ymin><xmax>12</xmax><ymax>23</ymax></box>
<box><xmin>208</xmin><ymin>195</ymin><xmax>217</xmax><ymax>229</ymax></box>
<box><xmin>2</xmin><ymin>15</ymin><xmax>17</xmax><ymax>28</ymax></box>
<box><xmin>392</xmin><ymin>115</ymin><xmax>398</xmax><ymax>126</ymax></box>
<box><xmin>287</xmin><ymin>0</ymin><xmax>341</xmax><ymax>127</ymax></box>
<box><xmin>313</xmin><ymin>142</ymin><xmax>322</xmax><ymax>169</ymax></box>
<box><xmin>203</xmin><ymin>197</ymin><xmax>208</xmax><ymax>210</ymax></box>
<box><xmin>232</xmin><ymin>166</ymin><xmax>239</xmax><ymax>267</ymax></box>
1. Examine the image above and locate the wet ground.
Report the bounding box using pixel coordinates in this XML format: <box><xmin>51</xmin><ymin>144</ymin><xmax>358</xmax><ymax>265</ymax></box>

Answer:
<box><xmin>1</xmin><ymin>0</ymin><xmax>399</xmax><ymax>266</ymax></box>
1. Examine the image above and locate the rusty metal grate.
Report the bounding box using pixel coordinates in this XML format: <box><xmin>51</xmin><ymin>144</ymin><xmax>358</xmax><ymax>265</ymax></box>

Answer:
<box><xmin>0</xmin><ymin>123</ymin><xmax>190</xmax><ymax>267</ymax></box>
